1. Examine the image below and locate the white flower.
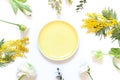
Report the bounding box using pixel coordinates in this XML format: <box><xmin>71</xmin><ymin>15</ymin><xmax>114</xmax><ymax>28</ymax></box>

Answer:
<box><xmin>17</xmin><ymin>62</ymin><xmax>36</xmax><ymax>78</ymax></box>
<box><xmin>79</xmin><ymin>61</ymin><xmax>89</xmax><ymax>73</ymax></box>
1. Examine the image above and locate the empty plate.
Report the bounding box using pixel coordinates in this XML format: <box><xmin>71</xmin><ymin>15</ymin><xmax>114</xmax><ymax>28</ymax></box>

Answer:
<box><xmin>38</xmin><ymin>20</ymin><xmax>78</xmax><ymax>61</ymax></box>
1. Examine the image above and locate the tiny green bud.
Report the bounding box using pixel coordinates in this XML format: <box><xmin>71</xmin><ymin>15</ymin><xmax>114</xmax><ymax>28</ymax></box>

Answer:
<box><xmin>18</xmin><ymin>24</ymin><xmax>27</xmax><ymax>31</ymax></box>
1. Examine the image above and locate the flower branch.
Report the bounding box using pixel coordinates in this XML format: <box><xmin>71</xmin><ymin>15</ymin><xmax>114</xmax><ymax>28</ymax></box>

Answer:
<box><xmin>0</xmin><ymin>20</ymin><xmax>27</xmax><ymax>31</ymax></box>
<box><xmin>81</xmin><ymin>8</ymin><xmax>120</xmax><ymax>46</ymax></box>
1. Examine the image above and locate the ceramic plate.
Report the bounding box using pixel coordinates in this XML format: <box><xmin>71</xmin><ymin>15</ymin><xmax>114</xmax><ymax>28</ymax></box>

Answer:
<box><xmin>38</xmin><ymin>20</ymin><xmax>78</xmax><ymax>61</ymax></box>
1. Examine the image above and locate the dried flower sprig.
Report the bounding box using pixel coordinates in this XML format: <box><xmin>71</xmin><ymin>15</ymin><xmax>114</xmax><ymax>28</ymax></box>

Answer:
<box><xmin>0</xmin><ymin>20</ymin><xmax>27</xmax><ymax>31</ymax></box>
<box><xmin>48</xmin><ymin>0</ymin><xmax>62</xmax><ymax>14</ymax></box>
<box><xmin>56</xmin><ymin>68</ymin><xmax>64</xmax><ymax>80</ymax></box>
<box><xmin>67</xmin><ymin>0</ymin><xmax>73</xmax><ymax>4</ymax></box>
<box><xmin>10</xmin><ymin>0</ymin><xmax>32</xmax><ymax>16</ymax></box>
<box><xmin>82</xmin><ymin>8</ymin><xmax>120</xmax><ymax>46</ymax></box>
<box><xmin>48</xmin><ymin>0</ymin><xmax>73</xmax><ymax>14</ymax></box>
<box><xmin>76</xmin><ymin>0</ymin><xmax>87</xmax><ymax>12</ymax></box>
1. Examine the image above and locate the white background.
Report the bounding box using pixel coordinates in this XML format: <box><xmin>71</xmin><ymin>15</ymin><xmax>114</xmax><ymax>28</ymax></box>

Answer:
<box><xmin>0</xmin><ymin>0</ymin><xmax>120</xmax><ymax>80</ymax></box>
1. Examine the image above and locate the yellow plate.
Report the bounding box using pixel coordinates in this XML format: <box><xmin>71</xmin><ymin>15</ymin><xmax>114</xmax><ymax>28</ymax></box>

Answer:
<box><xmin>38</xmin><ymin>20</ymin><xmax>78</xmax><ymax>61</ymax></box>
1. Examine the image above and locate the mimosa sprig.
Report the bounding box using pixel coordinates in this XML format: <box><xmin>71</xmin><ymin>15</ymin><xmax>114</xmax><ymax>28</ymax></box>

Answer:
<box><xmin>0</xmin><ymin>37</ymin><xmax>29</xmax><ymax>67</ymax></box>
<box><xmin>0</xmin><ymin>19</ymin><xmax>29</xmax><ymax>67</ymax></box>
<box><xmin>10</xmin><ymin>0</ymin><xmax>32</xmax><ymax>16</ymax></box>
<box><xmin>82</xmin><ymin>8</ymin><xmax>120</xmax><ymax>46</ymax></box>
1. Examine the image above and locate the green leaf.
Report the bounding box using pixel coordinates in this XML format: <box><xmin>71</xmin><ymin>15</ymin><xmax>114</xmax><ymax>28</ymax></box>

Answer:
<box><xmin>111</xmin><ymin>25</ymin><xmax>120</xmax><ymax>45</ymax></box>
<box><xmin>77</xmin><ymin>4</ymin><xmax>83</xmax><ymax>7</ymax></box>
<box><xmin>10</xmin><ymin>0</ymin><xmax>18</xmax><ymax>14</ymax></box>
<box><xmin>102</xmin><ymin>8</ymin><xmax>117</xmax><ymax>20</ymax></box>
<box><xmin>20</xmin><ymin>4</ymin><xmax>32</xmax><ymax>12</ymax></box>
<box><xmin>109</xmin><ymin>48</ymin><xmax>120</xmax><ymax>58</ymax></box>
<box><xmin>0</xmin><ymin>39</ymin><xmax>4</xmax><ymax>48</ymax></box>
<box><xmin>18</xmin><ymin>74</ymin><xmax>26</xmax><ymax>80</ymax></box>
<box><xmin>10</xmin><ymin>0</ymin><xmax>32</xmax><ymax>16</ymax></box>
<box><xmin>16</xmin><ymin>2</ymin><xmax>32</xmax><ymax>13</ymax></box>
<box><xmin>95</xmin><ymin>27</ymin><xmax>110</xmax><ymax>39</ymax></box>
<box><xmin>17</xmin><ymin>0</ymin><xmax>27</xmax><ymax>3</ymax></box>
<box><xmin>112</xmin><ymin>57</ymin><xmax>120</xmax><ymax>71</ymax></box>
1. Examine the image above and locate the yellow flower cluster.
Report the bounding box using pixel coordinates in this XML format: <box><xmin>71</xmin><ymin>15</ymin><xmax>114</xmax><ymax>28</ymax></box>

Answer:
<box><xmin>82</xmin><ymin>13</ymin><xmax>117</xmax><ymax>33</ymax></box>
<box><xmin>0</xmin><ymin>37</ymin><xmax>29</xmax><ymax>63</ymax></box>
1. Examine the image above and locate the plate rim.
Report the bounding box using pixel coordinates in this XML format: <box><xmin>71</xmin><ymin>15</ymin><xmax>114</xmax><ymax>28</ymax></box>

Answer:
<box><xmin>38</xmin><ymin>20</ymin><xmax>79</xmax><ymax>61</ymax></box>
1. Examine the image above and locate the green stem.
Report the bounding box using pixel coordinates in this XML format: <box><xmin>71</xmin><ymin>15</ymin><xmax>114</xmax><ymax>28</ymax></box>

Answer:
<box><xmin>0</xmin><ymin>20</ymin><xmax>18</xmax><ymax>26</ymax></box>
<box><xmin>112</xmin><ymin>57</ymin><xmax>120</xmax><ymax>70</ymax></box>
<box><xmin>87</xmin><ymin>72</ymin><xmax>93</xmax><ymax>80</ymax></box>
<box><xmin>87</xmin><ymin>66</ymin><xmax>93</xmax><ymax>80</ymax></box>
<box><xmin>18</xmin><ymin>74</ymin><xmax>26</xmax><ymax>80</ymax></box>
<box><xmin>0</xmin><ymin>20</ymin><xmax>26</xmax><ymax>31</ymax></box>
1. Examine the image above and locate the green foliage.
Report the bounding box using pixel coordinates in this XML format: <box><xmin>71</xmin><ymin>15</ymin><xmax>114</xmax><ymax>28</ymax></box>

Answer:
<box><xmin>48</xmin><ymin>0</ymin><xmax>62</xmax><ymax>14</ymax></box>
<box><xmin>76</xmin><ymin>0</ymin><xmax>87</xmax><ymax>12</ymax></box>
<box><xmin>95</xmin><ymin>27</ymin><xmax>110</xmax><ymax>39</ymax></box>
<box><xmin>102</xmin><ymin>8</ymin><xmax>117</xmax><ymax>20</ymax></box>
<box><xmin>0</xmin><ymin>39</ymin><xmax>4</xmax><ymax>48</ymax></box>
<box><xmin>109</xmin><ymin>48</ymin><xmax>120</xmax><ymax>58</ymax></box>
<box><xmin>18</xmin><ymin>0</ymin><xmax>26</xmax><ymax>3</ymax></box>
<box><xmin>112</xmin><ymin>57</ymin><xmax>120</xmax><ymax>71</ymax></box>
<box><xmin>94</xmin><ymin>48</ymin><xmax>120</xmax><ymax>71</ymax></box>
<box><xmin>10</xmin><ymin>0</ymin><xmax>32</xmax><ymax>16</ymax></box>
<box><xmin>48</xmin><ymin>0</ymin><xmax>73</xmax><ymax>14</ymax></box>
<box><xmin>111</xmin><ymin>26</ymin><xmax>120</xmax><ymax>46</ymax></box>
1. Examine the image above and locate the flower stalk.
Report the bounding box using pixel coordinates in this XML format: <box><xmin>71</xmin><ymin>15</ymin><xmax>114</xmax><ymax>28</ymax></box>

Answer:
<box><xmin>0</xmin><ymin>20</ymin><xmax>26</xmax><ymax>31</ymax></box>
<box><xmin>87</xmin><ymin>66</ymin><xmax>93</xmax><ymax>80</ymax></box>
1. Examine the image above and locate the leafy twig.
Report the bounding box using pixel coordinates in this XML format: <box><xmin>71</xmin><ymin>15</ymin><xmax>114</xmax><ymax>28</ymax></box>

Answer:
<box><xmin>10</xmin><ymin>0</ymin><xmax>32</xmax><ymax>16</ymax></box>
<box><xmin>76</xmin><ymin>0</ymin><xmax>87</xmax><ymax>12</ymax></box>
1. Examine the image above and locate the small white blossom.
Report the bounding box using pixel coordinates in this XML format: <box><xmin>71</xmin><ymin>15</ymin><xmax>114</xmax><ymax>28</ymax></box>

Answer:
<box><xmin>17</xmin><ymin>62</ymin><xmax>36</xmax><ymax>80</ymax></box>
<box><xmin>79</xmin><ymin>62</ymin><xmax>89</xmax><ymax>73</ymax></box>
